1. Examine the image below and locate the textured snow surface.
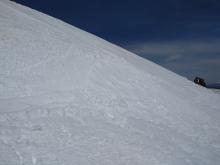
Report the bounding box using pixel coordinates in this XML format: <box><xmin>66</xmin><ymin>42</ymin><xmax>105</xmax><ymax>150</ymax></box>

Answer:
<box><xmin>0</xmin><ymin>0</ymin><xmax>220</xmax><ymax>164</ymax></box>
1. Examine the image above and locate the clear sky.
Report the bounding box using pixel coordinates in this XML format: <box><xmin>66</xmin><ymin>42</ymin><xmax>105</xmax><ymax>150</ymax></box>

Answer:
<box><xmin>14</xmin><ymin>0</ymin><xmax>220</xmax><ymax>83</ymax></box>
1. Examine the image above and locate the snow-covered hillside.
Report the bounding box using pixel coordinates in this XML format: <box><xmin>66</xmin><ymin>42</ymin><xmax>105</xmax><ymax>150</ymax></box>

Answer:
<box><xmin>0</xmin><ymin>0</ymin><xmax>220</xmax><ymax>164</ymax></box>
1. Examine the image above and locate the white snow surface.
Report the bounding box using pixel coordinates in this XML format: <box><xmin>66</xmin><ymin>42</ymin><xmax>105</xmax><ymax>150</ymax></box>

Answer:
<box><xmin>0</xmin><ymin>0</ymin><xmax>220</xmax><ymax>164</ymax></box>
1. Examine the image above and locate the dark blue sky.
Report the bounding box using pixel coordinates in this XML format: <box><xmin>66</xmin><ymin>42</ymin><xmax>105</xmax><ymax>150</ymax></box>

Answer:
<box><xmin>14</xmin><ymin>0</ymin><xmax>220</xmax><ymax>83</ymax></box>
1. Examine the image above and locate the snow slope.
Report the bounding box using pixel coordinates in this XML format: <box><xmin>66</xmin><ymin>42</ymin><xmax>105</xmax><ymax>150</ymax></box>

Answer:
<box><xmin>0</xmin><ymin>0</ymin><xmax>220</xmax><ymax>164</ymax></box>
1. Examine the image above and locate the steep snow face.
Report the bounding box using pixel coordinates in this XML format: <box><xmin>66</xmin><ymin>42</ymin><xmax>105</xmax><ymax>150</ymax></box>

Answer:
<box><xmin>0</xmin><ymin>0</ymin><xmax>220</xmax><ymax>165</ymax></box>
